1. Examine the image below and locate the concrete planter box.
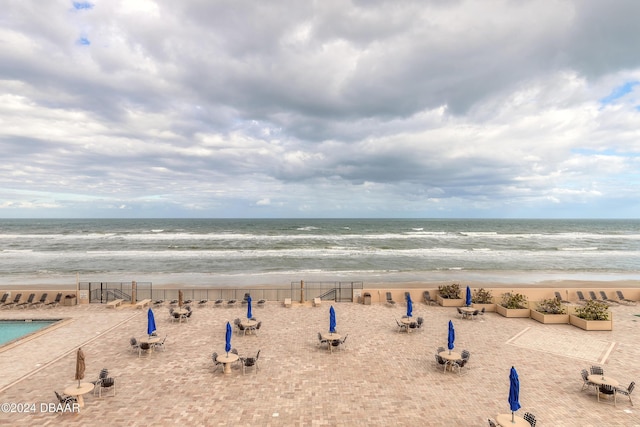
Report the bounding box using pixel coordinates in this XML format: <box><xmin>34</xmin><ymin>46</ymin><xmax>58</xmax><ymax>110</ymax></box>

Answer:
<box><xmin>63</xmin><ymin>297</ymin><xmax>77</xmax><ymax>306</ymax></box>
<box><xmin>472</xmin><ymin>303</ymin><xmax>496</xmax><ymax>312</ymax></box>
<box><xmin>569</xmin><ymin>314</ymin><xmax>613</xmax><ymax>331</ymax></box>
<box><xmin>530</xmin><ymin>310</ymin><xmax>569</xmax><ymax>324</ymax></box>
<box><xmin>495</xmin><ymin>305</ymin><xmax>530</xmax><ymax>318</ymax></box>
<box><xmin>437</xmin><ymin>295</ymin><xmax>464</xmax><ymax>307</ymax></box>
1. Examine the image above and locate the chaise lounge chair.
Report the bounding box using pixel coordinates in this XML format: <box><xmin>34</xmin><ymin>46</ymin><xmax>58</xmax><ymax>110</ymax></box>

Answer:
<box><xmin>386</xmin><ymin>292</ymin><xmax>396</xmax><ymax>306</ymax></box>
<box><xmin>576</xmin><ymin>291</ymin><xmax>588</xmax><ymax>305</ymax></box>
<box><xmin>616</xmin><ymin>291</ymin><xmax>636</xmax><ymax>305</ymax></box>
<box><xmin>423</xmin><ymin>291</ymin><xmax>436</xmax><ymax>305</ymax></box>
<box><xmin>554</xmin><ymin>291</ymin><xmax>570</xmax><ymax>304</ymax></box>
<box><xmin>45</xmin><ymin>292</ymin><xmax>63</xmax><ymax>308</ymax></box>
<box><xmin>31</xmin><ymin>293</ymin><xmax>48</xmax><ymax>308</ymax></box>
<box><xmin>5</xmin><ymin>293</ymin><xmax>23</xmax><ymax>309</ymax></box>
<box><xmin>16</xmin><ymin>293</ymin><xmax>36</xmax><ymax>309</ymax></box>
<box><xmin>599</xmin><ymin>291</ymin><xmax>619</xmax><ymax>305</ymax></box>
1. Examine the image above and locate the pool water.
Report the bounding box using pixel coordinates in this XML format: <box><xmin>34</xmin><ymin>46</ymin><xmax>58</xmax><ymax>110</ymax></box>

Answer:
<box><xmin>0</xmin><ymin>320</ymin><xmax>58</xmax><ymax>346</ymax></box>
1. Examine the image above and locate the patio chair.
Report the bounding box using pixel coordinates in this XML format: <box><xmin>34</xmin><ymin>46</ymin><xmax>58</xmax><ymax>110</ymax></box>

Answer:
<box><xmin>416</xmin><ymin>317</ymin><xmax>424</xmax><ymax>328</ymax></box>
<box><xmin>317</xmin><ymin>332</ymin><xmax>329</xmax><ymax>349</ymax></box>
<box><xmin>616</xmin><ymin>291</ymin><xmax>636</xmax><ymax>305</ymax></box>
<box><xmin>129</xmin><ymin>337</ymin><xmax>140</xmax><ymax>354</ymax></box>
<box><xmin>437</xmin><ymin>346</ymin><xmax>445</xmax><ymax>354</ymax></box>
<box><xmin>554</xmin><ymin>291</ymin><xmax>570</xmax><ymax>304</ymax></box>
<box><xmin>0</xmin><ymin>293</ymin><xmax>8</xmax><ymax>305</ymax></box>
<box><xmin>616</xmin><ymin>381</ymin><xmax>635</xmax><ymax>406</ymax></box>
<box><xmin>92</xmin><ymin>368</ymin><xmax>109</xmax><ymax>395</ymax></box>
<box><xmin>54</xmin><ymin>391</ymin><xmax>77</xmax><ymax>406</ymax></box>
<box><xmin>386</xmin><ymin>292</ymin><xmax>396</xmax><ymax>306</ymax></box>
<box><xmin>395</xmin><ymin>319</ymin><xmax>408</xmax><ymax>333</ymax></box>
<box><xmin>480</xmin><ymin>307</ymin><xmax>486</xmax><ymax>316</ymax></box>
<box><xmin>242</xmin><ymin>350</ymin><xmax>260</xmax><ymax>375</ymax></box>
<box><xmin>488</xmin><ymin>420</ymin><xmax>497</xmax><ymax>427</ymax></box>
<box><xmin>214</xmin><ymin>299</ymin><xmax>224</xmax><ymax>306</ymax></box>
<box><xmin>434</xmin><ymin>354</ymin><xmax>448</xmax><ymax>370</ymax></box>
<box><xmin>154</xmin><ymin>335</ymin><xmax>167</xmax><ymax>351</ymax></box>
<box><xmin>97</xmin><ymin>377</ymin><xmax>116</xmax><ymax>397</ymax></box>
<box><xmin>337</xmin><ymin>334</ymin><xmax>348</xmax><ymax>349</ymax></box>
<box><xmin>2</xmin><ymin>293</ymin><xmax>22</xmax><ymax>309</ymax></box>
<box><xmin>423</xmin><ymin>291</ymin><xmax>436</xmax><ymax>306</ymax></box>
<box><xmin>257</xmin><ymin>299</ymin><xmax>266</xmax><ymax>307</ymax></box>
<box><xmin>241</xmin><ymin>293</ymin><xmax>251</xmax><ymax>304</ymax></box>
<box><xmin>471</xmin><ymin>309</ymin><xmax>480</xmax><ymax>320</ymax></box>
<box><xmin>211</xmin><ymin>352</ymin><xmax>223</xmax><ymax>372</ymax></box>
<box><xmin>249</xmin><ymin>321</ymin><xmax>261</xmax><ymax>336</ymax></box>
<box><xmin>598</xmin><ymin>384</ymin><xmax>617</xmax><ymax>405</ymax></box>
<box><xmin>237</xmin><ymin>323</ymin><xmax>247</xmax><ymax>336</ymax></box>
<box><xmin>45</xmin><ymin>292</ymin><xmax>63</xmax><ymax>308</ymax></box>
<box><xmin>523</xmin><ymin>412</ymin><xmax>537</xmax><ymax>427</ymax></box>
<box><xmin>138</xmin><ymin>342</ymin><xmax>151</xmax><ymax>358</ymax></box>
<box><xmin>198</xmin><ymin>299</ymin><xmax>208</xmax><ymax>307</ymax></box>
<box><xmin>31</xmin><ymin>293</ymin><xmax>48</xmax><ymax>308</ymax></box>
<box><xmin>153</xmin><ymin>299</ymin><xmax>164</xmax><ymax>306</ymax></box>
<box><xmin>169</xmin><ymin>299</ymin><xmax>178</xmax><ymax>306</ymax></box>
<box><xmin>590</xmin><ymin>365</ymin><xmax>604</xmax><ymax>376</ymax></box>
<box><xmin>599</xmin><ymin>291</ymin><xmax>619</xmax><ymax>305</ymax></box>
<box><xmin>456</xmin><ymin>307</ymin><xmax>465</xmax><ymax>319</ymax></box>
<box><xmin>581</xmin><ymin>369</ymin><xmax>596</xmax><ymax>392</ymax></box>
<box><xmin>576</xmin><ymin>291</ymin><xmax>588</xmax><ymax>304</ymax></box>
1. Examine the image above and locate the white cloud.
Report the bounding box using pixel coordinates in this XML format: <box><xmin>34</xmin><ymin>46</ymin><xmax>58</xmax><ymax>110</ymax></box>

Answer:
<box><xmin>0</xmin><ymin>0</ymin><xmax>639</xmax><ymax>218</ymax></box>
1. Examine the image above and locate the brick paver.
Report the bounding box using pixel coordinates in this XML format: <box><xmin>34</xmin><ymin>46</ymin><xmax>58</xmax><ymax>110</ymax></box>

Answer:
<box><xmin>1</xmin><ymin>300</ymin><xmax>639</xmax><ymax>426</ymax></box>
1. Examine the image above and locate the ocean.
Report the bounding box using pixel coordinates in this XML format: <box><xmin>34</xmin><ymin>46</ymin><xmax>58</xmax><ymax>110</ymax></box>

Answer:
<box><xmin>0</xmin><ymin>218</ymin><xmax>639</xmax><ymax>287</ymax></box>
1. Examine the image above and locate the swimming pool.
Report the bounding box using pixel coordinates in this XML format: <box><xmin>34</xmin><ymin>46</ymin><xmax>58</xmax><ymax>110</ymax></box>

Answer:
<box><xmin>0</xmin><ymin>320</ymin><xmax>59</xmax><ymax>346</ymax></box>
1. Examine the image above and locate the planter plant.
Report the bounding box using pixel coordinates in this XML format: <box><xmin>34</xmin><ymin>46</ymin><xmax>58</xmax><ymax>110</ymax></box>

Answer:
<box><xmin>437</xmin><ymin>284</ymin><xmax>463</xmax><ymax>307</ymax></box>
<box><xmin>569</xmin><ymin>300</ymin><xmax>612</xmax><ymax>330</ymax></box>
<box><xmin>496</xmin><ymin>292</ymin><xmax>530</xmax><ymax>318</ymax></box>
<box><xmin>531</xmin><ymin>298</ymin><xmax>569</xmax><ymax>324</ymax></box>
<box><xmin>471</xmin><ymin>288</ymin><xmax>496</xmax><ymax>312</ymax></box>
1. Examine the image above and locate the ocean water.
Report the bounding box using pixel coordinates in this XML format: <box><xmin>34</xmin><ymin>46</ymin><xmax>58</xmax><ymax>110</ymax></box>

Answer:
<box><xmin>0</xmin><ymin>218</ymin><xmax>638</xmax><ymax>286</ymax></box>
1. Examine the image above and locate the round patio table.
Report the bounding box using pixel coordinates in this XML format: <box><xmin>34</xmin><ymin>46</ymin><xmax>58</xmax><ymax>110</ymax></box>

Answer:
<box><xmin>496</xmin><ymin>414</ymin><xmax>529</xmax><ymax>427</ymax></box>
<box><xmin>64</xmin><ymin>382</ymin><xmax>94</xmax><ymax>407</ymax></box>
<box><xmin>216</xmin><ymin>353</ymin><xmax>239</xmax><ymax>374</ymax></box>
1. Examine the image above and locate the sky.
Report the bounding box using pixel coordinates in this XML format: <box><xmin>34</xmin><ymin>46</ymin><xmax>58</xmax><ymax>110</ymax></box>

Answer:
<box><xmin>1</xmin><ymin>0</ymin><xmax>640</xmax><ymax>219</ymax></box>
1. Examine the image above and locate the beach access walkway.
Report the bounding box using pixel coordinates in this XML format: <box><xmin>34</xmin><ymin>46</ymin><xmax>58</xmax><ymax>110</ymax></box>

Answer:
<box><xmin>1</xmin><ymin>300</ymin><xmax>640</xmax><ymax>426</ymax></box>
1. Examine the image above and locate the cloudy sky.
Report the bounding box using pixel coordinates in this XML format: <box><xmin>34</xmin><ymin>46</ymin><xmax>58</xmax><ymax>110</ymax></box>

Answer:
<box><xmin>1</xmin><ymin>0</ymin><xmax>639</xmax><ymax>218</ymax></box>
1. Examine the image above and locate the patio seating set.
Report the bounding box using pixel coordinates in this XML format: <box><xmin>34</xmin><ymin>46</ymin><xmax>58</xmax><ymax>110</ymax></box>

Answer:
<box><xmin>233</xmin><ymin>317</ymin><xmax>262</xmax><ymax>336</ymax></box>
<box><xmin>488</xmin><ymin>411</ymin><xmax>536</xmax><ymax>426</ymax></box>
<box><xmin>317</xmin><ymin>331</ymin><xmax>348</xmax><ymax>351</ymax></box>
<box><xmin>434</xmin><ymin>347</ymin><xmax>471</xmax><ymax>375</ymax></box>
<box><xmin>580</xmin><ymin>365</ymin><xmax>635</xmax><ymax>407</ymax></box>
<box><xmin>130</xmin><ymin>334</ymin><xmax>167</xmax><ymax>357</ymax></box>
<box><xmin>212</xmin><ymin>348</ymin><xmax>261</xmax><ymax>375</ymax></box>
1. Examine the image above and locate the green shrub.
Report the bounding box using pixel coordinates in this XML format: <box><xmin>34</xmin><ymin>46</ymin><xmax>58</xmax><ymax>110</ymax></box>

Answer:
<box><xmin>536</xmin><ymin>298</ymin><xmax>566</xmax><ymax>314</ymax></box>
<box><xmin>574</xmin><ymin>300</ymin><xmax>609</xmax><ymax>320</ymax></box>
<box><xmin>500</xmin><ymin>292</ymin><xmax>528</xmax><ymax>309</ymax></box>
<box><xmin>438</xmin><ymin>283</ymin><xmax>461</xmax><ymax>299</ymax></box>
<box><xmin>472</xmin><ymin>288</ymin><xmax>493</xmax><ymax>304</ymax></box>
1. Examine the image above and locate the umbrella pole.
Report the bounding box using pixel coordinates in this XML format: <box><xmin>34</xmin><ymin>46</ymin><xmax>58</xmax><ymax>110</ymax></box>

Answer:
<box><xmin>512</xmin><ymin>411</ymin><xmax>514</xmax><ymax>423</ymax></box>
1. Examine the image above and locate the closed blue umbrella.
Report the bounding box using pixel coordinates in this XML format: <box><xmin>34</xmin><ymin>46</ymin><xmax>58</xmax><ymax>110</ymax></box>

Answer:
<box><xmin>247</xmin><ymin>295</ymin><xmax>252</xmax><ymax>319</ymax></box>
<box><xmin>329</xmin><ymin>306</ymin><xmax>336</xmax><ymax>333</ymax></box>
<box><xmin>466</xmin><ymin>286</ymin><xmax>472</xmax><ymax>307</ymax></box>
<box><xmin>447</xmin><ymin>320</ymin><xmax>455</xmax><ymax>354</ymax></box>
<box><xmin>406</xmin><ymin>293</ymin><xmax>413</xmax><ymax>317</ymax></box>
<box><xmin>509</xmin><ymin>366</ymin><xmax>521</xmax><ymax>422</ymax></box>
<box><xmin>225</xmin><ymin>321</ymin><xmax>232</xmax><ymax>356</ymax></box>
<box><xmin>147</xmin><ymin>308</ymin><xmax>156</xmax><ymax>337</ymax></box>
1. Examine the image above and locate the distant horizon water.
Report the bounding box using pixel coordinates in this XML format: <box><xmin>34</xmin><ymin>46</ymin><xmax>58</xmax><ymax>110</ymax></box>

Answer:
<box><xmin>1</xmin><ymin>218</ymin><xmax>638</xmax><ymax>287</ymax></box>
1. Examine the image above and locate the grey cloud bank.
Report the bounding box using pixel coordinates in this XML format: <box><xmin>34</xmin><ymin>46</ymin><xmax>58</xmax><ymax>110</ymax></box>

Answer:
<box><xmin>1</xmin><ymin>0</ymin><xmax>639</xmax><ymax>218</ymax></box>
